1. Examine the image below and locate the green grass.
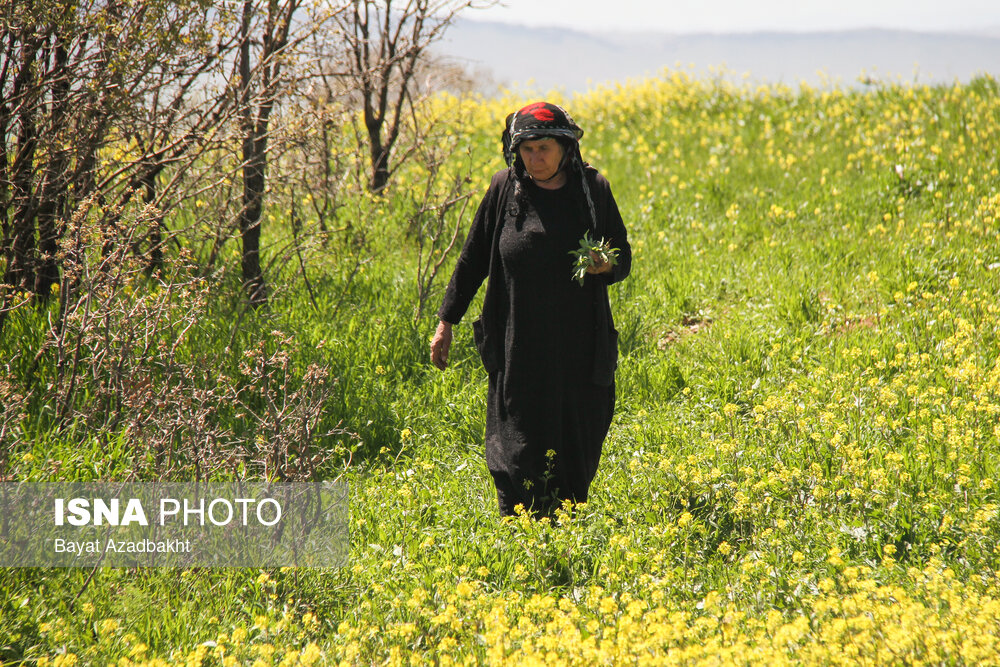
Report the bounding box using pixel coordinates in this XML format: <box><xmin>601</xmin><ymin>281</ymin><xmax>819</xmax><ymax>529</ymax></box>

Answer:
<box><xmin>2</xmin><ymin>72</ymin><xmax>1000</xmax><ymax>665</ymax></box>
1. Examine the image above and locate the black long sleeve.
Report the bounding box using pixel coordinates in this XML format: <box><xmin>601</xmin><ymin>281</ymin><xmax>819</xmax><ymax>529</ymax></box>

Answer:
<box><xmin>436</xmin><ymin>171</ymin><xmax>507</xmax><ymax>325</ymax></box>
<box><xmin>591</xmin><ymin>171</ymin><xmax>632</xmax><ymax>286</ymax></box>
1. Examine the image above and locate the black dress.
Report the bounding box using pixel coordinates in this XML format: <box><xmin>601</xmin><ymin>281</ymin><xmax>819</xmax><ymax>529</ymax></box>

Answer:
<box><xmin>438</xmin><ymin>168</ymin><xmax>631</xmax><ymax>516</ymax></box>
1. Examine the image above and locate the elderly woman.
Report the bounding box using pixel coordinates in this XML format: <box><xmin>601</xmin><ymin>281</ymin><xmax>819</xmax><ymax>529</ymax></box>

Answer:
<box><xmin>430</xmin><ymin>102</ymin><xmax>631</xmax><ymax>517</ymax></box>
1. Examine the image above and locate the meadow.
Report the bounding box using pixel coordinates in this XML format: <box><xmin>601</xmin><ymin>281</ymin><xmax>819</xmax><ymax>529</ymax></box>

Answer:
<box><xmin>2</xmin><ymin>69</ymin><xmax>1000</xmax><ymax>665</ymax></box>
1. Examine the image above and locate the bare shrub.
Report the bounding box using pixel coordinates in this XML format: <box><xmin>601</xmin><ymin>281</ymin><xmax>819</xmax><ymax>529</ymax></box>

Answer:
<box><xmin>7</xmin><ymin>198</ymin><xmax>353</xmax><ymax>481</ymax></box>
<box><xmin>407</xmin><ymin>142</ymin><xmax>475</xmax><ymax>323</ymax></box>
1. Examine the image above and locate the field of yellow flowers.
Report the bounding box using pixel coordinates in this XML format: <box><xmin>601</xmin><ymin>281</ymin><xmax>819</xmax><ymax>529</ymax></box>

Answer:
<box><xmin>3</xmin><ymin>70</ymin><xmax>1000</xmax><ymax>665</ymax></box>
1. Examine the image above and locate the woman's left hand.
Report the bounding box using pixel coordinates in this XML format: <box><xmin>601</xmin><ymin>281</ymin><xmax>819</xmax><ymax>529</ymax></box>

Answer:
<box><xmin>586</xmin><ymin>251</ymin><xmax>613</xmax><ymax>275</ymax></box>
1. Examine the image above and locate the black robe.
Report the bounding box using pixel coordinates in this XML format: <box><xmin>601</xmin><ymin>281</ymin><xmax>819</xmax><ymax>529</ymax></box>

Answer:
<box><xmin>438</xmin><ymin>166</ymin><xmax>631</xmax><ymax>515</ymax></box>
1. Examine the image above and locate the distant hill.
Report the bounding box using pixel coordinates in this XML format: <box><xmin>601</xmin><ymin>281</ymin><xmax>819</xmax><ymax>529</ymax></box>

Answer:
<box><xmin>437</xmin><ymin>20</ymin><xmax>1000</xmax><ymax>94</ymax></box>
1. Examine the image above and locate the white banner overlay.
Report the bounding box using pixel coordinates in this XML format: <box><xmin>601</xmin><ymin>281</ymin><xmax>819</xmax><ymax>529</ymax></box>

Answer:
<box><xmin>0</xmin><ymin>482</ymin><xmax>348</xmax><ymax>567</ymax></box>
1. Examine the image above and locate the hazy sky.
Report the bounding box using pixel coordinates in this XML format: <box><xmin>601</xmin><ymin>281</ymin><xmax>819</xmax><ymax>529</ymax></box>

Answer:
<box><xmin>468</xmin><ymin>0</ymin><xmax>1000</xmax><ymax>34</ymax></box>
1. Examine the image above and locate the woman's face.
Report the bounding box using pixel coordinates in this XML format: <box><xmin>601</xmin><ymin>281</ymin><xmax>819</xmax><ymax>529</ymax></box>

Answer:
<box><xmin>518</xmin><ymin>138</ymin><xmax>564</xmax><ymax>183</ymax></box>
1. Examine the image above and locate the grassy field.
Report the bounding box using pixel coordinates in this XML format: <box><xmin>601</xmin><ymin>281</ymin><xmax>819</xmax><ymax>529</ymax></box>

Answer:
<box><xmin>2</xmin><ymin>70</ymin><xmax>1000</xmax><ymax>665</ymax></box>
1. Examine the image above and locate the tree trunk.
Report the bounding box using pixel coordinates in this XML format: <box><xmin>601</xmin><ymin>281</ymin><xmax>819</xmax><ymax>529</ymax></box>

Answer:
<box><xmin>237</xmin><ymin>0</ymin><xmax>268</xmax><ymax>309</ymax></box>
<box><xmin>369</xmin><ymin>136</ymin><xmax>390</xmax><ymax>192</ymax></box>
<box><xmin>142</xmin><ymin>170</ymin><xmax>165</xmax><ymax>275</ymax></box>
<box><xmin>240</xmin><ymin>133</ymin><xmax>268</xmax><ymax>308</ymax></box>
<box><xmin>33</xmin><ymin>36</ymin><xmax>71</xmax><ymax>302</ymax></box>
<box><xmin>365</xmin><ymin>91</ymin><xmax>390</xmax><ymax>192</ymax></box>
<box><xmin>5</xmin><ymin>37</ymin><xmax>41</xmax><ymax>294</ymax></box>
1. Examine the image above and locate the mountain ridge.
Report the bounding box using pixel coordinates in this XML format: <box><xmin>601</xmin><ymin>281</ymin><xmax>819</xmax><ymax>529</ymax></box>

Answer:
<box><xmin>437</xmin><ymin>20</ymin><xmax>1000</xmax><ymax>93</ymax></box>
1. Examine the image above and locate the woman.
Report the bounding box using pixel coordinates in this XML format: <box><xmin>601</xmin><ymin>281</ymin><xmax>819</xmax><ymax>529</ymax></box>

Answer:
<box><xmin>430</xmin><ymin>101</ymin><xmax>631</xmax><ymax>517</ymax></box>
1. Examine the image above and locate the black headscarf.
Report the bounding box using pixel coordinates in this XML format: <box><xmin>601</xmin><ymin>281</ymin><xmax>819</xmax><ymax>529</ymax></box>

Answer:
<box><xmin>501</xmin><ymin>102</ymin><xmax>598</xmax><ymax>234</ymax></box>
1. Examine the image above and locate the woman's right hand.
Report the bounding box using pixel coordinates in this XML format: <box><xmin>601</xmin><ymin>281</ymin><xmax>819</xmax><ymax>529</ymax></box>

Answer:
<box><xmin>430</xmin><ymin>320</ymin><xmax>453</xmax><ymax>370</ymax></box>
